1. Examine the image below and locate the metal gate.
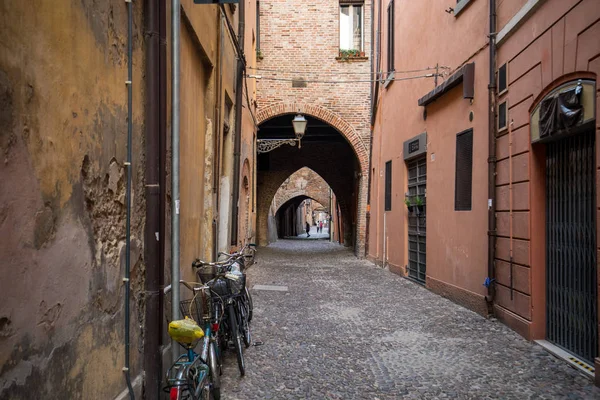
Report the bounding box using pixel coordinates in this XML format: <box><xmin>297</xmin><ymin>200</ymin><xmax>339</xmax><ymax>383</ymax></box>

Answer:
<box><xmin>408</xmin><ymin>157</ymin><xmax>426</xmax><ymax>284</ymax></box>
<box><xmin>546</xmin><ymin>129</ymin><xmax>597</xmax><ymax>364</ymax></box>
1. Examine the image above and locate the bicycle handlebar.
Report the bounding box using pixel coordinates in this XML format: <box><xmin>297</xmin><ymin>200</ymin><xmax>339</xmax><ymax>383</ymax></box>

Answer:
<box><xmin>163</xmin><ymin>280</ymin><xmax>206</xmax><ymax>295</ymax></box>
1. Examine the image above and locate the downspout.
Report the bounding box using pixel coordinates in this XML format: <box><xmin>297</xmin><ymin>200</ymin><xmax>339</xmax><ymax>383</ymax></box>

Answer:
<box><xmin>143</xmin><ymin>0</ymin><xmax>161</xmax><ymax>399</ymax></box>
<box><xmin>170</xmin><ymin>0</ymin><xmax>182</xmax><ymax>363</ymax></box>
<box><xmin>486</xmin><ymin>0</ymin><xmax>497</xmax><ymax>309</ymax></box>
<box><xmin>365</xmin><ymin>0</ymin><xmax>376</xmax><ymax>257</ymax></box>
<box><xmin>124</xmin><ymin>0</ymin><xmax>134</xmax><ymax>398</ymax></box>
<box><xmin>213</xmin><ymin>10</ymin><xmax>224</xmax><ymax>261</ymax></box>
<box><xmin>231</xmin><ymin>0</ymin><xmax>246</xmax><ymax>247</ymax></box>
<box><xmin>371</xmin><ymin>0</ymin><xmax>382</xmax><ymax>126</ymax></box>
<box><xmin>159</xmin><ymin>0</ymin><xmax>167</xmax><ymax>348</ymax></box>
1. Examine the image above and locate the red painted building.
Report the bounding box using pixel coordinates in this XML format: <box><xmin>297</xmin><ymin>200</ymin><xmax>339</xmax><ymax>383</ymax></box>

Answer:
<box><xmin>368</xmin><ymin>0</ymin><xmax>600</xmax><ymax>383</ymax></box>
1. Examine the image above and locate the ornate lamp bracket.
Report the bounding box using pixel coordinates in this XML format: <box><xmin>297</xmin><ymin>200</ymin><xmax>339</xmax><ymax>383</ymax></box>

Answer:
<box><xmin>256</xmin><ymin>138</ymin><xmax>299</xmax><ymax>153</ymax></box>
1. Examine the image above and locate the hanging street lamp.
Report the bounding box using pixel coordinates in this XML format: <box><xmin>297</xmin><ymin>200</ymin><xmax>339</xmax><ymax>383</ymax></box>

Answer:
<box><xmin>257</xmin><ymin>114</ymin><xmax>307</xmax><ymax>153</ymax></box>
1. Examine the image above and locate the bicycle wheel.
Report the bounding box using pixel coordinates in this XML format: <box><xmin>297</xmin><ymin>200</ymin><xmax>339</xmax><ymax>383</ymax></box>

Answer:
<box><xmin>244</xmin><ymin>286</ymin><xmax>254</xmax><ymax>322</ymax></box>
<box><xmin>227</xmin><ymin>303</ymin><xmax>245</xmax><ymax>376</ymax></box>
<box><xmin>208</xmin><ymin>341</ymin><xmax>221</xmax><ymax>400</ymax></box>
<box><xmin>238</xmin><ymin>301</ymin><xmax>252</xmax><ymax>348</ymax></box>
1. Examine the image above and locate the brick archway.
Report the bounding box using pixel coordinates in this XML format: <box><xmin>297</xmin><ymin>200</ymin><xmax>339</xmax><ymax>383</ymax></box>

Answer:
<box><xmin>257</xmin><ymin>102</ymin><xmax>369</xmax><ymax>173</ymax></box>
<box><xmin>274</xmin><ymin>190</ymin><xmax>329</xmax><ymax>214</ymax></box>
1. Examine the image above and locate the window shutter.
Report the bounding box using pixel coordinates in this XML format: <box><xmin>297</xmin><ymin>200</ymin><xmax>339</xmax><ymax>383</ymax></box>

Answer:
<box><xmin>454</xmin><ymin>129</ymin><xmax>473</xmax><ymax>211</ymax></box>
<box><xmin>498</xmin><ymin>63</ymin><xmax>507</xmax><ymax>94</ymax></box>
<box><xmin>385</xmin><ymin>161</ymin><xmax>392</xmax><ymax>211</ymax></box>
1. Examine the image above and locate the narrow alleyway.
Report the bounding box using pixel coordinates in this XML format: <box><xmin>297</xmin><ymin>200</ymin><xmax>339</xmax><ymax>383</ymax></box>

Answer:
<box><xmin>220</xmin><ymin>240</ymin><xmax>599</xmax><ymax>399</ymax></box>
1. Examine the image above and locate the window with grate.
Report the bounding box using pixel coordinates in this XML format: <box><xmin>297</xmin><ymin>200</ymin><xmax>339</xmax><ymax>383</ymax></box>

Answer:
<box><xmin>385</xmin><ymin>160</ymin><xmax>392</xmax><ymax>211</ymax></box>
<box><xmin>387</xmin><ymin>0</ymin><xmax>394</xmax><ymax>73</ymax></box>
<box><xmin>498</xmin><ymin>62</ymin><xmax>507</xmax><ymax>94</ymax></box>
<box><xmin>455</xmin><ymin>129</ymin><xmax>473</xmax><ymax>211</ymax></box>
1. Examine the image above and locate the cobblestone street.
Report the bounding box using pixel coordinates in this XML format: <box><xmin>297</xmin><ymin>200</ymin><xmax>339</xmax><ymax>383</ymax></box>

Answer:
<box><xmin>220</xmin><ymin>240</ymin><xmax>600</xmax><ymax>399</ymax></box>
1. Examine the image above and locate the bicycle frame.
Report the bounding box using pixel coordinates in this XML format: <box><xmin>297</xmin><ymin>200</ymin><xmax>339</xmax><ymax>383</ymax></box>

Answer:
<box><xmin>164</xmin><ymin>281</ymin><xmax>221</xmax><ymax>400</ymax></box>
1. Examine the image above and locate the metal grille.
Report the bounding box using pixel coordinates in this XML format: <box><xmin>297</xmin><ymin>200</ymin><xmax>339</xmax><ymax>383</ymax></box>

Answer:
<box><xmin>546</xmin><ymin>129</ymin><xmax>597</xmax><ymax>364</ymax></box>
<box><xmin>408</xmin><ymin>157</ymin><xmax>426</xmax><ymax>284</ymax></box>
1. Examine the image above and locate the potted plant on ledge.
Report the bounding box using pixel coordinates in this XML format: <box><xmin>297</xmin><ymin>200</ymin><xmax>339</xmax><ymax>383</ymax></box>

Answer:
<box><xmin>414</xmin><ymin>196</ymin><xmax>425</xmax><ymax>215</ymax></box>
<box><xmin>404</xmin><ymin>198</ymin><xmax>413</xmax><ymax>213</ymax></box>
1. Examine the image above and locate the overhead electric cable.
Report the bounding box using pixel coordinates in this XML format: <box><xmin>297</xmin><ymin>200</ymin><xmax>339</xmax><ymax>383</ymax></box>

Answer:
<box><xmin>247</xmin><ymin>65</ymin><xmax>450</xmax><ymax>76</ymax></box>
<box><xmin>246</xmin><ymin>73</ymin><xmax>440</xmax><ymax>84</ymax></box>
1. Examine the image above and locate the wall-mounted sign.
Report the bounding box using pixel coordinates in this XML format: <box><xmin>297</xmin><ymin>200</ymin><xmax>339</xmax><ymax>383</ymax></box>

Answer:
<box><xmin>408</xmin><ymin>139</ymin><xmax>420</xmax><ymax>154</ymax></box>
<box><xmin>403</xmin><ymin>132</ymin><xmax>427</xmax><ymax>161</ymax></box>
<box><xmin>530</xmin><ymin>79</ymin><xmax>596</xmax><ymax>144</ymax></box>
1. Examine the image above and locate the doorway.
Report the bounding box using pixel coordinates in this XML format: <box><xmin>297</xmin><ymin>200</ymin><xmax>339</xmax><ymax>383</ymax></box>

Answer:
<box><xmin>546</xmin><ymin>129</ymin><xmax>597</xmax><ymax>364</ymax></box>
<box><xmin>407</xmin><ymin>157</ymin><xmax>427</xmax><ymax>284</ymax></box>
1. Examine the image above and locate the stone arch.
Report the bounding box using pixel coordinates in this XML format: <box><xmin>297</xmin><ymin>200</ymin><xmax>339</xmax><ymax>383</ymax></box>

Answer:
<box><xmin>257</xmin><ymin>102</ymin><xmax>369</xmax><ymax>173</ymax></box>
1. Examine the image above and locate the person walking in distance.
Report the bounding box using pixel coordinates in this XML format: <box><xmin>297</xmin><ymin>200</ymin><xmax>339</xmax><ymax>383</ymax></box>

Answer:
<box><xmin>305</xmin><ymin>221</ymin><xmax>310</xmax><ymax>237</ymax></box>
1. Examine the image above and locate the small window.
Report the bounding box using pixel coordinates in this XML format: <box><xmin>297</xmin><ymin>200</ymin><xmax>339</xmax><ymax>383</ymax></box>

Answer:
<box><xmin>498</xmin><ymin>100</ymin><xmax>507</xmax><ymax>132</ymax></box>
<box><xmin>387</xmin><ymin>0</ymin><xmax>394</xmax><ymax>73</ymax></box>
<box><xmin>455</xmin><ymin>129</ymin><xmax>473</xmax><ymax>211</ymax></box>
<box><xmin>385</xmin><ymin>160</ymin><xmax>392</xmax><ymax>211</ymax></box>
<box><xmin>498</xmin><ymin>62</ymin><xmax>508</xmax><ymax>95</ymax></box>
<box><xmin>340</xmin><ymin>4</ymin><xmax>363</xmax><ymax>51</ymax></box>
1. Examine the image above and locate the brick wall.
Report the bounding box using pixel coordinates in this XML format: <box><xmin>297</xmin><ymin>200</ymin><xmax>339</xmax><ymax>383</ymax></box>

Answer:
<box><xmin>256</xmin><ymin>0</ymin><xmax>372</xmax><ymax>254</ymax></box>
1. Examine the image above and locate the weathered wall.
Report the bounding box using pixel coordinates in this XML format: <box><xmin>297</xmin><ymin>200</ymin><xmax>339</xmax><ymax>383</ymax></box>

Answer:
<box><xmin>369</xmin><ymin>0</ymin><xmax>490</xmax><ymax>314</ymax></box>
<box><xmin>256</xmin><ymin>0</ymin><xmax>371</xmax><ymax>255</ymax></box>
<box><xmin>0</xmin><ymin>1</ymin><xmax>146</xmax><ymax>398</ymax></box>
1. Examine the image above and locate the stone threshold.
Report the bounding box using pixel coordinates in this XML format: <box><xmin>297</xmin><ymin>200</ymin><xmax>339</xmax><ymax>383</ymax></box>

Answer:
<box><xmin>535</xmin><ymin>340</ymin><xmax>595</xmax><ymax>380</ymax></box>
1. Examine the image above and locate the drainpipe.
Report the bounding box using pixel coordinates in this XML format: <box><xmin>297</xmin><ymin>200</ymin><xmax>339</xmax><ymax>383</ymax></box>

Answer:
<box><xmin>159</xmin><ymin>0</ymin><xmax>167</xmax><ymax>351</ymax></box>
<box><xmin>486</xmin><ymin>0</ymin><xmax>497</xmax><ymax>309</ymax></box>
<box><xmin>170</xmin><ymin>0</ymin><xmax>182</xmax><ymax>363</ymax></box>
<box><xmin>123</xmin><ymin>0</ymin><xmax>134</xmax><ymax>398</ymax></box>
<box><xmin>371</xmin><ymin>0</ymin><xmax>382</xmax><ymax>126</ymax></box>
<box><xmin>365</xmin><ymin>0</ymin><xmax>375</xmax><ymax>258</ymax></box>
<box><xmin>143</xmin><ymin>0</ymin><xmax>161</xmax><ymax>398</ymax></box>
<box><xmin>213</xmin><ymin>11</ymin><xmax>224</xmax><ymax>261</ymax></box>
<box><xmin>231</xmin><ymin>0</ymin><xmax>246</xmax><ymax>247</ymax></box>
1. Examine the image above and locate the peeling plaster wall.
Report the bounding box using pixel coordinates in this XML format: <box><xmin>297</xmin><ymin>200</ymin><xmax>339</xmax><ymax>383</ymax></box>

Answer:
<box><xmin>0</xmin><ymin>1</ymin><xmax>146</xmax><ymax>399</ymax></box>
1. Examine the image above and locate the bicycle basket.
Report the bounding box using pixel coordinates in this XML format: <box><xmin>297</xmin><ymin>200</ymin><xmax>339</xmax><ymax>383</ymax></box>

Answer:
<box><xmin>179</xmin><ymin>288</ymin><xmax>212</xmax><ymax>322</ymax></box>
<box><xmin>196</xmin><ymin>264</ymin><xmax>217</xmax><ymax>283</ymax></box>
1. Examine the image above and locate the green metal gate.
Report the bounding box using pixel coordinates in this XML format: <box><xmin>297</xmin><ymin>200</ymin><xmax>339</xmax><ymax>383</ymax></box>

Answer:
<box><xmin>408</xmin><ymin>157</ymin><xmax>426</xmax><ymax>284</ymax></box>
<box><xmin>546</xmin><ymin>129</ymin><xmax>597</xmax><ymax>364</ymax></box>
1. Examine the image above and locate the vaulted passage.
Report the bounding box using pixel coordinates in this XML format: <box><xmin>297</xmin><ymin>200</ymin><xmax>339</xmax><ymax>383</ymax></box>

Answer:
<box><xmin>256</xmin><ymin>113</ymin><xmax>363</xmax><ymax>251</ymax></box>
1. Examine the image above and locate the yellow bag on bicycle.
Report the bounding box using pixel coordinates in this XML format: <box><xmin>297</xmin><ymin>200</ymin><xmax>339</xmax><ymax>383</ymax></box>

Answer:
<box><xmin>168</xmin><ymin>317</ymin><xmax>205</xmax><ymax>344</ymax></box>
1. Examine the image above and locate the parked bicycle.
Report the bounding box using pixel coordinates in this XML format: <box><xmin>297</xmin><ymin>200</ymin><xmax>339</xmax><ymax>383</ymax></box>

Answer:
<box><xmin>218</xmin><ymin>243</ymin><xmax>256</xmax><ymax>322</ymax></box>
<box><xmin>163</xmin><ymin>281</ymin><xmax>221</xmax><ymax>400</ymax></box>
<box><xmin>193</xmin><ymin>253</ymin><xmax>252</xmax><ymax>376</ymax></box>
